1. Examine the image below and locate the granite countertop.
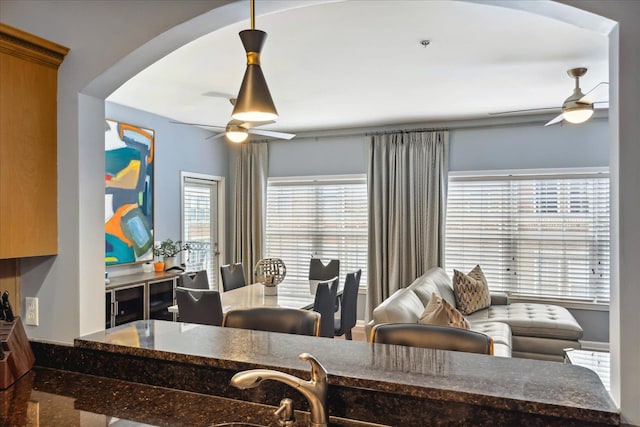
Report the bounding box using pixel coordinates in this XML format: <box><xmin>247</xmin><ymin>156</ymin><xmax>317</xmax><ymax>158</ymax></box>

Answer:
<box><xmin>1</xmin><ymin>367</ymin><xmax>383</xmax><ymax>427</ymax></box>
<box><xmin>71</xmin><ymin>320</ymin><xmax>619</xmax><ymax>426</ymax></box>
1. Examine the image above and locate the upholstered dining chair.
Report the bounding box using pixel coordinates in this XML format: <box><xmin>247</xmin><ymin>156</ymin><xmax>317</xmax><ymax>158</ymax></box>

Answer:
<box><xmin>177</xmin><ymin>270</ymin><xmax>209</xmax><ymax>289</ymax></box>
<box><xmin>370</xmin><ymin>323</ymin><xmax>494</xmax><ymax>355</ymax></box>
<box><xmin>175</xmin><ymin>287</ymin><xmax>223</xmax><ymax>326</ymax></box>
<box><xmin>222</xmin><ymin>307</ymin><xmax>321</xmax><ymax>336</ymax></box>
<box><xmin>334</xmin><ymin>269</ymin><xmax>361</xmax><ymax>340</ymax></box>
<box><xmin>220</xmin><ymin>263</ymin><xmax>246</xmax><ymax>292</ymax></box>
<box><xmin>308</xmin><ymin>258</ymin><xmax>340</xmax><ymax>281</ymax></box>
<box><xmin>313</xmin><ymin>277</ymin><xmax>339</xmax><ymax>338</ymax></box>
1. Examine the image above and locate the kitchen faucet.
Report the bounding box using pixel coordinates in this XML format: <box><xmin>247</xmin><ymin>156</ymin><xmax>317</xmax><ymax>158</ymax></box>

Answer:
<box><xmin>230</xmin><ymin>353</ymin><xmax>328</xmax><ymax>427</ymax></box>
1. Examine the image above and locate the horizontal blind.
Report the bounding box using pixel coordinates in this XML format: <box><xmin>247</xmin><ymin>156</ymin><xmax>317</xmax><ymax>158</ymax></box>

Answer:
<box><xmin>265</xmin><ymin>176</ymin><xmax>368</xmax><ymax>299</ymax></box>
<box><xmin>182</xmin><ymin>177</ymin><xmax>217</xmax><ymax>287</ymax></box>
<box><xmin>445</xmin><ymin>172</ymin><xmax>610</xmax><ymax>304</ymax></box>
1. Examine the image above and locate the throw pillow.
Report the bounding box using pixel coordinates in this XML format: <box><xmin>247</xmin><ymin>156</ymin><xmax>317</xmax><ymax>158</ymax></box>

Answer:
<box><xmin>452</xmin><ymin>265</ymin><xmax>491</xmax><ymax>315</ymax></box>
<box><xmin>418</xmin><ymin>293</ymin><xmax>470</xmax><ymax>329</ymax></box>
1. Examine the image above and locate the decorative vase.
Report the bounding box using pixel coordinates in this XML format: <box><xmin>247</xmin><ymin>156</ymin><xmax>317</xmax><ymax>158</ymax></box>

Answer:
<box><xmin>163</xmin><ymin>256</ymin><xmax>178</xmax><ymax>270</ymax></box>
<box><xmin>153</xmin><ymin>261</ymin><xmax>165</xmax><ymax>272</ymax></box>
<box><xmin>254</xmin><ymin>258</ymin><xmax>286</xmax><ymax>296</ymax></box>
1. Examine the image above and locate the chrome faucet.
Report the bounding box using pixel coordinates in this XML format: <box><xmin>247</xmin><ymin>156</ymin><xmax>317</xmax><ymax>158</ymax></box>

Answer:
<box><xmin>230</xmin><ymin>353</ymin><xmax>329</xmax><ymax>427</ymax></box>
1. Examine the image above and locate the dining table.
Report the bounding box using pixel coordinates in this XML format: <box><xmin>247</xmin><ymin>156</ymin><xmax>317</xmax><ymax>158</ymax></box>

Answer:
<box><xmin>168</xmin><ymin>279</ymin><xmax>340</xmax><ymax>314</ymax></box>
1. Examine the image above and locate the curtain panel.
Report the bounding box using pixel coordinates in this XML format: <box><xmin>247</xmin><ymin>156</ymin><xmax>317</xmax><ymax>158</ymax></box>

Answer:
<box><xmin>232</xmin><ymin>142</ymin><xmax>268</xmax><ymax>282</ymax></box>
<box><xmin>366</xmin><ymin>130</ymin><xmax>449</xmax><ymax>316</ymax></box>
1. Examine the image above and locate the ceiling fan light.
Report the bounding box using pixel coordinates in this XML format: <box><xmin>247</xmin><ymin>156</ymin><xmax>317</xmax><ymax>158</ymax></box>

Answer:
<box><xmin>563</xmin><ymin>106</ymin><xmax>594</xmax><ymax>124</ymax></box>
<box><xmin>225</xmin><ymin>123</ymin><xmax>249</xmax><ymax>143</ymax></box>
<box><xmin>232</xmin><ymin>29</ymin><xmax>278</xmax><ymax>123</ymax></box>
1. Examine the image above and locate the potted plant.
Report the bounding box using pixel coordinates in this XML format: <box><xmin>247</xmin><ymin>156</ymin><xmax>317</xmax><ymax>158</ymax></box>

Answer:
<box><xmin>153</xmin><ymin>239</ymin><xmax>191</xmax><ymax>271</ymax></box>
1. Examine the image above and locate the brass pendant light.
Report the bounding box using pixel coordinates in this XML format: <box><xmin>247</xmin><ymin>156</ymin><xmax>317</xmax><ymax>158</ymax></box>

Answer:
<box><xmin>232</xmin><ymin>0</ymin><xmax>278</xmax><ymax>123</ymax></box>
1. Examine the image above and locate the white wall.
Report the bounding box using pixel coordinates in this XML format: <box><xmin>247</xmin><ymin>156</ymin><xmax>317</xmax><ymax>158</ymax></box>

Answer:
<box><xmin>1</xmin><ymin>0</ymin><xmax>638</xmax><ymax>423</ymax></box>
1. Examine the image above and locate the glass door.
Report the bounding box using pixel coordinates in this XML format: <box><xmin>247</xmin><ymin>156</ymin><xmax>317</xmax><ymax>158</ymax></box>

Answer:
<box><xmin>182</xmin><ymin>174</ymin><xmax>223</xmax><ymax>289</ymax></box>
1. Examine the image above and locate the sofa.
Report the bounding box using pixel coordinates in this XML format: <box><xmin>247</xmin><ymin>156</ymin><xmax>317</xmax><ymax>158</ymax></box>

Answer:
<box><xmin>367</xmin><ymin>267</ymin><xmax>583</xmax><ymax>361</ymax></box>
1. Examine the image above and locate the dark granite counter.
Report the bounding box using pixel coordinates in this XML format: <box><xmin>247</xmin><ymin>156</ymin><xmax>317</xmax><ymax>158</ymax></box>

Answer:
<box><xmin>1</xmin><ymin>367</ymin><xmax>381</xmax><ymax>427</ymax></box>
<box><xmin>58</xmin><ymin>320</ymin><xmax>619</xmax><ymax>426</ymax></box>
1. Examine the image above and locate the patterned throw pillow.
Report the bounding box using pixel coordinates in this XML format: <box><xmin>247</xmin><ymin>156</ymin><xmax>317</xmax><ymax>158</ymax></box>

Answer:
<box><xmin>418</xmin><ymin>292</ymin><xmax>470</xmax><ymax>329</ymax></box>
<box><xmin>452</xmin><ymin>265</ymin><xmax>491</xmax><ymax>315</ymax></box>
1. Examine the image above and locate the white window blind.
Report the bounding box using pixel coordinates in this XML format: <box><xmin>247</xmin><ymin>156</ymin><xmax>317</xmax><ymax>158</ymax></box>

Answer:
<box><xmin>182</xmin><ymin>176</ymin><xmax>218</xmax><ymax>287</ymax></box>
<box><xmin>445</xmin><ymin>171</ymin><xmax>610</xmax><ymax>304</ymax></box>
<box><xmin>265</xmin><ymin>175</ymin><xmax>368</xmax><ymax>298</ymax></box>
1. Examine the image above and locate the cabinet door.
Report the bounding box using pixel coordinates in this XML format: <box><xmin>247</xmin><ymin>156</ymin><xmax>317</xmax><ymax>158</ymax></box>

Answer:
<box><xmin>114</xmin><ymin>284</ymin><xmax>144</xmax><ymax>326</ymax></box>
<box><xmin>148</xmin><ymin>279</ymin><xmax>175</xmax><ymax>321</ymax></box>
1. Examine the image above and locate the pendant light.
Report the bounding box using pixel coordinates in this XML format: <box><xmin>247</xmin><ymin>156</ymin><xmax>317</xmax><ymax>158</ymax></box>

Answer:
<box><xmin>232</xmin><ymin>0</ymin><xmax>278</xmax><ymax>122</ymax></box>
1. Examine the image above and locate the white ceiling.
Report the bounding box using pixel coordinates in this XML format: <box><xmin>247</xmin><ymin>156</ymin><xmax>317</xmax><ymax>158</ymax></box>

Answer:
<box><xmin>107</xmin><ymin>0</ymin><xmax>609</xmax><ymax>135</ymax></box>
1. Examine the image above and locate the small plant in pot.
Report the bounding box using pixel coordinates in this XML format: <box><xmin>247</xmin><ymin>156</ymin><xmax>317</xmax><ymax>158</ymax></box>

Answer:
<box><xmin>153</xmin><ymin>239</ymin><xmax>191</xmax><ymax>271</ymax></box>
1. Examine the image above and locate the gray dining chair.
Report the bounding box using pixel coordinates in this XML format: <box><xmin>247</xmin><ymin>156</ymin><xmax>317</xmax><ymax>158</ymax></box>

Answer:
<box><xmin>175</xmin><ymin>287</ymin><xmax>223</xmax><ymax>326</ymax></box>
<box><xmin>309</xmin><ymin>259</ymin><xmax>340</xmax><ymax>312</ymax></box>
<box><xmin>370</xmin><ymin>323</ymin><xmax>494</xmax><ymax>355</ymax></box>
<box><xmin>220</xmin><ymin>263</ymin><xmax>246</xmax><ymax>292</ymax></box>
<box><xmin>177</xmin><ymin>270</ymin><xmax>209</xmax><ymax>289</ymax></box>
<box><xmin>308</xmin><ymin>258</ymin><xmax>340</xmax><ymax>281</ymax></box>
<box><xmin>334</xmin><ymin>269</ymin><xmax>361</xmax><ymax>340</ymax></box>
<box><xmin>222</xmin><ymin>307</ymin><xmax>321</xmax><ymax>336</ymax></box>
<box><xmin>313</xmin><ymin>277</ymin><xmax>339</xmax><ymax>338</ymax></box>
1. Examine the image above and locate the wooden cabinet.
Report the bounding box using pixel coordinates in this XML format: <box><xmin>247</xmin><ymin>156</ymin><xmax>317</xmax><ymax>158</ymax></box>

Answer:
<box><xmin>0</xmin><ymin>23</ymin><xmax>69</xmax><ymax>258</ymax></box>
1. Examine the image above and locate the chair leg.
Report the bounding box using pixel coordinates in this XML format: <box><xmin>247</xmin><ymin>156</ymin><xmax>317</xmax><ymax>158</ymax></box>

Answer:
<box><xmin>345</xmin><ymin>329</ymin><xmax>352</xmax><ymax>340</ymax></box>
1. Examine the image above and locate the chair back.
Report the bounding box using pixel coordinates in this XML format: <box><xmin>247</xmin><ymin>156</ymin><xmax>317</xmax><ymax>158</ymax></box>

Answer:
<box><xmin>175</xmin><ymin>287</ymin><xmax>223</xmax><ymax>326</ymax></box>
<box><xmin>370</xmin><ymin>323</ymin><xmax>494</xmax><ymax>355</ymax></box>
<box><xmin>313</xmin><ymin>277</ymin><xmax>338</xmax><ymax>338</ymax></box>
<box><xmin>308</xmin><ymin>258</ymin><xmax>340</xmax><ymax>281</ymax></box>
<box><xmin>177</xmin><ymin>270</ymin><xmax>209</xmax><ymax>289</ymax></box>
<box><xmin>223</xmin><ymin>307</ymin><xmax>321</xmax><ymax>336</ymax></box>
<box><xmin>220</xmin><ymin>263</ymin><xmax>246</xmax><ymax>292</ymax></box>
<box><xmin>335</xmin><ymin>269</ymin><xmax>361</xmax><ymax>338</ymax></box>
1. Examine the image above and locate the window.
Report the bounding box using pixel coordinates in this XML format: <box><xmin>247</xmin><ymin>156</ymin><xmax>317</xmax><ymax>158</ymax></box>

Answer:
<box><xmin>182</xmin><ymin>174</ymin><xmax>223</xmax><ymax>288</ymax></box>
<box><xmin>445</xmin><ymin>170</ymin><xmax>610</xmax><ymax>304</ymax></box>
<box><xmin>265</xmin><ymin>175</ymin><xmax>368</xmax><ymax>298</ymax></box>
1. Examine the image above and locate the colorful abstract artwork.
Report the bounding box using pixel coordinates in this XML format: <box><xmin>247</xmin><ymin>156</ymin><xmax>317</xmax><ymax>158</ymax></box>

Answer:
<box><xmin>105</xmin><ymin>120</ymin><xmax>154</xmax><ymax>266</ymax></box>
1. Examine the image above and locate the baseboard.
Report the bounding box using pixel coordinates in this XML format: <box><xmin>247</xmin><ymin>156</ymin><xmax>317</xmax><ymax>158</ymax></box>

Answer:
<box><xmin>580</xmin><ymin>340</ymin><xmax>609</xmax><ymax>352</ymax></box>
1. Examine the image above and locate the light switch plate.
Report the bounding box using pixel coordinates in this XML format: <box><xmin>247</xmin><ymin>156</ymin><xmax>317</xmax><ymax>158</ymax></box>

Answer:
<box><xmin>25</xmin><ymin>297</ymin><xmax>39</xmax><ymax>326</ymax></box>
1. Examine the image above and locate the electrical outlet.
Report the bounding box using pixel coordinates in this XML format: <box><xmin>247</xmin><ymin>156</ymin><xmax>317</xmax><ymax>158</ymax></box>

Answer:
<box><xmin>25</xmin><ymin>297</ymin><xmax>39</xmax><ymax>326</ymax></box>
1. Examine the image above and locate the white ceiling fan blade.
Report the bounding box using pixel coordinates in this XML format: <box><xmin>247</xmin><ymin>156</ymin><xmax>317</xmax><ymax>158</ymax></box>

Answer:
<box><xmin>579</xmin><ymin>82</ymin><xmax>609</xmax><ymax>104</ymax></box>
<box><xmin>489</xmin><ymin>106</ymin><xmax>559</xmax><ymax>116</ymax></box>
<box><xmin>248</xmin><ymin>129</ymin><xmax>296</xmax><ymax>140</ymax></box>
<box><xmin>201</xmin><ymin>91</ymin><xmax>235</xmax><ymax>99</ymax></box>
<box><xmin>544</xmin><ymin>113</ymin><xmax>565</xmax><ymax>127</ymax></box>
<box><xmin>594</xmin><ymin>101</ymin><xmax>609</xmax><ymax>110</ymax></box>
<box><xmin>205</xmin><ymin>132</ymin><xmax>227</xmax><ymax>140</ymax></box>
<box><xmin>240</xmin><ymin>120</ymin><xmax>276</xmax><ymax>129</ymax></box>
<box><xmin>170</xmin><ymin>120</ymin><xmax>225</xmax><ymax>129</ymax></box>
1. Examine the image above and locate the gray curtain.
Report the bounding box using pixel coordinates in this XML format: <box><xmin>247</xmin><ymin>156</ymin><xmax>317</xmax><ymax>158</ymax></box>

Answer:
<box><xmin>366</xmin><ymin>130</ymin><xmax>449</xmax><ymax>316</ymax></box>
<box><xmin>232</xmin><ymin>142</ymin><xmax>268</xmax><ymax>282</ymax></box>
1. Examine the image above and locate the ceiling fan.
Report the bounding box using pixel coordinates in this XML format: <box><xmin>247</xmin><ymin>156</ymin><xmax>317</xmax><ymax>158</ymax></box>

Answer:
<box><xmin>170</xmin><ymin>98</ymin><xmax>295</xmax><ymax>143</ymax></box>
<box><xmin>491</xmin><ymin>67</ymin><xmax>608</xmax><ymax>127</ymax></box>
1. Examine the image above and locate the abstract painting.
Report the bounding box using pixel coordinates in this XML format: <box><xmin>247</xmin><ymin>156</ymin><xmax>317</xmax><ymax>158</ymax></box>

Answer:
<box><xmin>105</xmin><ymin>120</ymin><xmax>154</xmax><ymax>265</ymax></box>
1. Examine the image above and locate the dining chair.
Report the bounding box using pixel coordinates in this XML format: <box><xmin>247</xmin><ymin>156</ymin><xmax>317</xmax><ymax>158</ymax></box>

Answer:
<box><xmin>334</xmin><ymin>269</ymin><xmax>361</xmax><ymax>340</ymax></box>
<box><xmin>222</xmin><ymin>307</ymin><xmax>321</xmax><ymax>336</ymax></box>
<box><xmin>309</xmin><ymin>258</ymin><xmax>340</xmax><ymax>312</ymax></box>
<box><xmin>308</xmin><ymin>258</ymin><xmax>340</xmax><ymax>281</ymax></box>
<box><xmin>177</xmin><ymin>270</ymin><xmax>209</xmax><ymax>289</ymax></box>
<box><xmin>370</xmin><ymin>323</ymin><xmax>494</xmax><ymax>355</ymax></box>
<box><xmin>175</xmin><ymin>287</ymin><xmax>223</xmax><ymax>326</ymax></box>
<box><xmin>313</xmin><ymin>277</ymin><xmax>339</xmax><ymax>338</ymax></box>
<box><xmin>220</xmin><ymin>263</ymin><xmax>246</xmax><ymax>292</ymax></box>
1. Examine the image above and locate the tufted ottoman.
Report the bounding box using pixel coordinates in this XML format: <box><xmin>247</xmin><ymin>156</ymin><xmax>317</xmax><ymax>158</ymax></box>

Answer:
<box><xmin>466</xmin><ymin>303</ymin><xmax>583</xmax><ymax>361</ymax></box>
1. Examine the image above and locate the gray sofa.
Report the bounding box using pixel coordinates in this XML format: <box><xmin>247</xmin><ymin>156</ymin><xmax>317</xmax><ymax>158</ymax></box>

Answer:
<box><xmin>367</xmin><ymin>267</ymin><xmax>583</xmax><ymax>361</ymax></box>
